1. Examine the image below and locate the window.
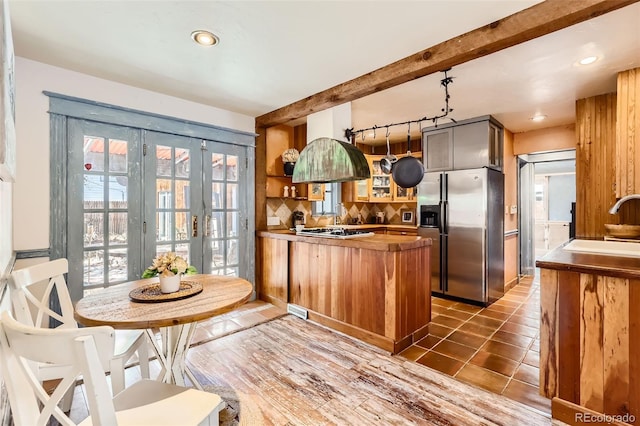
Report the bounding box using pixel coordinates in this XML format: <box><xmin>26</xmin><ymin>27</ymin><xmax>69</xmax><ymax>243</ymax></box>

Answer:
<box><xmin>312</xmin><ymin>182</ymin><xmax>341</xmax><ymax>216</ymax></box>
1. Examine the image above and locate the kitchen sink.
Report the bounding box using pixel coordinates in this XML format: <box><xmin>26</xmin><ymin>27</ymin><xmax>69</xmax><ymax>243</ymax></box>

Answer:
<box><xmin>562</xmin><ymin>239</ymin><xmax>640</xmax><ymax>258</ymax></box>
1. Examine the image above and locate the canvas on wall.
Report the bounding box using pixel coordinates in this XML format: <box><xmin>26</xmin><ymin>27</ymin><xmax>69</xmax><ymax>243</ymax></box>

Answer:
<box><xmin>0</xmin><ymin>0</ymin><xmax>15</xmax><ymax>182</ymax></box>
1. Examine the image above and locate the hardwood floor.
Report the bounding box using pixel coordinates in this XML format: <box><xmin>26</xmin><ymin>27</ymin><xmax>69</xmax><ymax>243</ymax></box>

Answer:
<box><xmin>65</xmin><ymin>286</ymin><xmax>554</xmax><ymax>425</ymax></box>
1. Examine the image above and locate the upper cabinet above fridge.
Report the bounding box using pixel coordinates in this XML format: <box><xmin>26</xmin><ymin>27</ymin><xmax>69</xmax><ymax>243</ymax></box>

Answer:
<box><xmin>422</xmin><ymin>115</ymin><xmax>503</xmax><ymax>172</ymax></box>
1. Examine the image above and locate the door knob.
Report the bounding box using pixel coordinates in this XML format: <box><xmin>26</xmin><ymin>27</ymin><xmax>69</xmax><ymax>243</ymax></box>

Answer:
<box><xmin>192</xmin><ymin>215</ymin><xmax>198</xmax><ymax>237</ymax></box>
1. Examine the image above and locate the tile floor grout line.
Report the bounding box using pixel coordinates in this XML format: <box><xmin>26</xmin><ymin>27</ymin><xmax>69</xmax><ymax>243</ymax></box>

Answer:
<box><xmin>452</xmin><ymin>285</ymin><xmax>532</xmax><ymax>385</ymax></box>
<box><xmin>419</xmin><ymin>277</ymin><xmax>541</xmax><ymax>398</ymax></box>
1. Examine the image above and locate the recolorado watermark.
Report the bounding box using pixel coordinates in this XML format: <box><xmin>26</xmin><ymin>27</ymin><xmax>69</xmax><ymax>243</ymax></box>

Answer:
<box><xmin>575</xmin><ymin>413</ymin><xmax>636</xmax><ymax>424</ymax></box>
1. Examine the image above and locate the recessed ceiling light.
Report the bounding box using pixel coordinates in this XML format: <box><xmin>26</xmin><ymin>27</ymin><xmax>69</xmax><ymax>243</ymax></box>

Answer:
<box><xmin>191</xmin><ymin>30</ymin><xmax>219</xmax><ymax>46</ymax></box>
<box><xmin>579</xmin><ymin>56</ymin><xmax>598</xmax><ymax>65</ymax></box>
<box><xmin>530</xmin><ymin>115</ymin><xmax>547</xmax><ymax>122</ymax></box>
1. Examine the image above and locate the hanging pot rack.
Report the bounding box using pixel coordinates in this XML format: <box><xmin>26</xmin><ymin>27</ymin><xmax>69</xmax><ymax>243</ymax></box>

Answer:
<box><xmin>345</xmin><ymin>68</ymin><xmax>456</xmax><ymax>143</ymax></box>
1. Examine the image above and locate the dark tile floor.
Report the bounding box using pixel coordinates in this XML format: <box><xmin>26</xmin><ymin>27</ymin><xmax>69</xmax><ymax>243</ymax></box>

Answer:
<box><xmin>193</xmin><ymin>275</ymin><xmax>549</xmax><ymax>416</ymax></box>
<box><xmin>398</xmin><ymin>276</ymin><xmax>550</xmax><ymax>416</ymax></box>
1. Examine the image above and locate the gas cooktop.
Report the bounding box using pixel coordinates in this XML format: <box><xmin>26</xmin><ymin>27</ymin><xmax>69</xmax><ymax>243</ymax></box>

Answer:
<box><xmin>295</xmin><ymin>227</ymin><xmax>375</xmax><ymax>239</ymax></box>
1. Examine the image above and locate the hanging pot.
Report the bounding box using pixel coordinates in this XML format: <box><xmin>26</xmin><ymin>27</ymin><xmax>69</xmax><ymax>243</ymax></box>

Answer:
<box><xmin>392</xmin><ymin>124</ymin><xmax>424</xmax><ymax>188</ymax></box>
<box><xmin>380</xmin><ymin>131</ymin><xmax>397</xmax><ymax>174</ymax></box>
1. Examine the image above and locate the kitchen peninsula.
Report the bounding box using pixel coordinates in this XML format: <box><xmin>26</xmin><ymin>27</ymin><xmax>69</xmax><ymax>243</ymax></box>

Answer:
<box><xmin>536</xmin><ymin>242</ymin><xmax>640</xmax><ymax>425</ymax></box>
<box><xmin>257</xmin><ymin>230</ymin><xmax>432</xmax><ymax>353</ymax></box>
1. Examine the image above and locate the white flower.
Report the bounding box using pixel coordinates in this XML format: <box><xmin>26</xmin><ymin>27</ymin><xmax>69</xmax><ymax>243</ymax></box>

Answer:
<box><xmin>142</xmin><ymin>252</ymin><xmax>197</xmax><ymax>278</ymax></box>
<box><xmin>281</xmin><ymin>148</ymin><xmax>299</xmax><ymax>163</ymax></box>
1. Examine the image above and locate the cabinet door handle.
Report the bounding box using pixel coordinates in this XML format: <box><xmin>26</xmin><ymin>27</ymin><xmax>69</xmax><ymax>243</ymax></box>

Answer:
<box><xmin>192</xmin><ymin>215</ymin><xmax>198</xmax><ymax>237</ymax></box>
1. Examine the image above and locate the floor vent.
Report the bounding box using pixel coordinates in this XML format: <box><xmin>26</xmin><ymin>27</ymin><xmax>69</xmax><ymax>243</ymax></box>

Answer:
<box><xmin>287</xmin><ymin>304</ymin><xmax>308</xmax><ymax>320</ymax></box>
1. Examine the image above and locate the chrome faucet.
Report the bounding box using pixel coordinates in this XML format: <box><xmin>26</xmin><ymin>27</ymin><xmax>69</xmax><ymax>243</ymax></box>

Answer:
<box><xmin>608</xmin><ymin>194</ymin><xmax>640</xmax><ymax>214</ymax></box>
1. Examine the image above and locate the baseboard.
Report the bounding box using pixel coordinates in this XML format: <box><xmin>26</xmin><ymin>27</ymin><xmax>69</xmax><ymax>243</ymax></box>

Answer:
<box><xmin>552</xmin><ymin>397</ymin><xmax>635</xmax><ymax>426</ymax></box>
<box><xmin>258</xmin><ymin>294</ymin><xmax>287</xmax><ymax>311</ymax></box>
<box><xmin>504</xmin><ymin>276</ymin><xmax>519</xmax><ymax>293</ymax></box>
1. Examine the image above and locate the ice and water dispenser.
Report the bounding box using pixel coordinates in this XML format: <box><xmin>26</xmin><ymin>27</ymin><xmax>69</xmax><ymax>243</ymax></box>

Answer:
<box><xmin>420</xmin><ymin>205</ymin><xmax>440</xmax><ymax>228</ymax></box>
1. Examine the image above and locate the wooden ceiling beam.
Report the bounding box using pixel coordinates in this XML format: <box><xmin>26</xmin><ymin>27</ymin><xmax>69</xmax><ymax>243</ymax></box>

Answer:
<box><xmin>256</xmin><ymin>0</ymin><xmax>638</xmax><ymax>128</ymax></box>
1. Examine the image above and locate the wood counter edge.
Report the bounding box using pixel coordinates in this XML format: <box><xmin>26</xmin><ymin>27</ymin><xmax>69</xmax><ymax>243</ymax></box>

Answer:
<box><xmin>536</xmin><ymin>240</ymin><xmax>640</xmax><ymax>280</ymax></box>
<box><xmin>257</xmin><ymin>230</ymin><xmax>431</xmax><ymax>252</ymax></box>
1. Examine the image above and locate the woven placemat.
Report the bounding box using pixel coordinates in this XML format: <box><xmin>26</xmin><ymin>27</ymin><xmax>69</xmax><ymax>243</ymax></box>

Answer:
<box><xmin>129</xmin><ymin>281</ymin><xmax>202</xmax><ymax>303</ymax></box>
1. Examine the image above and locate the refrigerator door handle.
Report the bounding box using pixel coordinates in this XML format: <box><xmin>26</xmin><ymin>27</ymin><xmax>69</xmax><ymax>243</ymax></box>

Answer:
<box><xmin>442</xmin><ymin>200</ymin><xmax>448</xmax><ymax>235</ymax></box>
<box><xmin>442</xmin><ymin>236</ymin><xmax>448</xmax><ymax>292</ymax></box>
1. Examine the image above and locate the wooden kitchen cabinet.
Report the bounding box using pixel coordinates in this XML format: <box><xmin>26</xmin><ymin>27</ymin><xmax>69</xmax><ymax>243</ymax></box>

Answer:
<box><xmin>307</xmin><ymin>183</ymin><xmax>325</xmax><ymax>201</ymax></box>
<box><xmin>537</xmin><ymin>245</ymin><xmax>640</xmax><ymax>425</ymax></box>
<box><xmin>369</xmin><ymin>156</ymin><xmax>393</xmax><ymax>202</ymax></box>
<box><xmin>257</xmin><ymin>230</ymin><xmax>432</xmax><ymax>354</ymax></box>
<box><xmin>265</xmin><ymin>124</ymin><xmax>312</xmax><ymax>199</ymax></box>
<box><xmin>342</xmin><ymin>153</ymin><xmax>420</xmax><ymax>203</ymax></box>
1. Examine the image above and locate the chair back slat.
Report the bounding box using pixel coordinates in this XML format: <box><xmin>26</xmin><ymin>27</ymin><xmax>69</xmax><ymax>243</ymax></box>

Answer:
<box><xmin>9</xmin><ymin>259</ymin><xmax>76</xmax><ymax>329</ymax></box>
<box><xmin>0</xmin><ymin>312</ymin><xmax>117</xmax><ymax>426</ymax></box>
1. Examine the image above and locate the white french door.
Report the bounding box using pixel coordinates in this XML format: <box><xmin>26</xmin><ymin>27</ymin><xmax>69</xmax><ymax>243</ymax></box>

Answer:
<box><xmin>66</xmin><ymin>120</ymin><xmax>250</xmax><ymax>300</ymax></box>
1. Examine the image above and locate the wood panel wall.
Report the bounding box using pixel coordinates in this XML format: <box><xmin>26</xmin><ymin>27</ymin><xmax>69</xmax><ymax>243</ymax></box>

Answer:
<box><xmin>616</xmin><ymin>68</ymin><xmax>640</xmax><ymax>199</ymax></box>
<box><xmin>615</xmin><ymin>68</ymin><xmax>640</xmax><ymax>226</ymax></box>
<box><xmin>575</xmin><ymin>94</ymin><xmax>618</xmax><ymax>238</ymax></box>
<box><xmin>540</xmin><ymin>268</ymin><xmax>640</xmax><ymax>424</ymax></box>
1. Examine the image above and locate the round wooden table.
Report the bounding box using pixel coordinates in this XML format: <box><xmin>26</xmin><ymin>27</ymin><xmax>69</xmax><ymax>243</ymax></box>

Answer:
<box><xmin>74</xmin><ymin>274</ymin><xmax>253</xmax><ymax>389</ymax></box>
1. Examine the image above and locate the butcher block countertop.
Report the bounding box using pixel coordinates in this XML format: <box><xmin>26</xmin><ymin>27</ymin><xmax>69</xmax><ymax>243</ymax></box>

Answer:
<box><xmin>535</xmin><ymin>240</ymin><xmax>640</xmax><ymax>279</ymax></box>
<box><xmin>256</xmin><ymin>230</ymin><xmax>431</xmax><ymax>252</ymax></box>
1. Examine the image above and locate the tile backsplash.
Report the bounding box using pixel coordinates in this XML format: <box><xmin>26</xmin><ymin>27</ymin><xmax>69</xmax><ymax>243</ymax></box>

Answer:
<box><xmin>266</xmin><ymin>198</ymin><xmax>417</xmax><ymax>229</ymax></box>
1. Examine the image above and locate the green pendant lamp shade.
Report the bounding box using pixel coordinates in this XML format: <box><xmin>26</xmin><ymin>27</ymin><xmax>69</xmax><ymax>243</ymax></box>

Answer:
<box><xmin>291</xmin><ymin>138</ymin><xmax>371</xmax><ymax>184</ymax></box>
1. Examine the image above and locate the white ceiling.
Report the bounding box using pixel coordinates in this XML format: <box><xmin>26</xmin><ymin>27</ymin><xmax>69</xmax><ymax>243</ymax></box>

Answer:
<box><xmin>8</xmin><ymin>1</ymin><xmax>640</xmax><ymax>145</ymax></box>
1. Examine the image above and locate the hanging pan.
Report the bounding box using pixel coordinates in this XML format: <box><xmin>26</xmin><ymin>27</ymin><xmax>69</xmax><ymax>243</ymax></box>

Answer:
<box><xmin>380</xmin><ymin>128</ymin><xmax>397</xmax><ymax>174</ymax></box>
<box><xmin>392</xmin><ymin>122</ymin><xmax>424</xmax><ymax>188</ymax></box>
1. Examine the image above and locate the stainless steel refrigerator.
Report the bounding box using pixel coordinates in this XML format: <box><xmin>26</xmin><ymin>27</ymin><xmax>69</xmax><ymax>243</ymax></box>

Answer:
<box><xmin>417</xmin><ymin>167</ymin><xmax>504</xmax><ymax>305</ymax></box>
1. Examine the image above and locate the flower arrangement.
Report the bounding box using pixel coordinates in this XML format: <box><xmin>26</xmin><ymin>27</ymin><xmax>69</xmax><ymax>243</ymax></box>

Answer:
<box><xmin>142</xmin><ymin>252</ymin><xmax>197</xmax><ymax>278</ymax></box>
<box><xmin>281</xmin><ymin>148</ymin><xmax>299</xmax><ymax>163</ymax></box>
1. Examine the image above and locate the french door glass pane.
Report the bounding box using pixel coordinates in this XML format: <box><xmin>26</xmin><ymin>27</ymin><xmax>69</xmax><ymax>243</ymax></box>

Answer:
<box><xmin>227</xmin><ymin>239</ymin><xmax>238</xmax><ymax>265</ymax></box>
<box><xmin>175</xmin><ymin>243</ymin><xmax>190</xmax><ymax>261</ymax></box>
<box><xmin>108</xmin><ymin>212</ymin><xmax>127</xmax><ymax>245</ymax></box>
<box><xmin>109</xmin><ymin>176</ymin><xmax>128</xmax><ymax>207</ymax></box>
<box><xmin>227</xmin><ymin>155</ymin><xmax>238</xmax><ymax>181</ymax></box>
<box><xmin>212</xmin><ymin>153</ymin><xmax>224</xmax><ymax>180</ymax></box>
<box><xmin>153</xmin><ymin>143</ymin><xmax>192</xmax><ymax>264</ymax></box>
<box><xmin>175</xmin><ymin>212</ymin><xmax>188</xmax><ymax>241</ymax></box>
<box><xmin>108</xmin><ymin>139</ymin><xmax>128</xmax><ymax>173</ymax></box>
<box><xmin>108</xmin><ymin>248</ymin><xmax>128</xmax><ymax>283</ymax></box>
<box><xmin>207</xmin><ymin>150</ymin><xmax>240</xmax><ymax>276</ymax></box>
<box><xmin>78</xmin><ymin>130</ymin><xmax>136</xmax><ymax>289</ymax></box>
<box><xmin>226</xmin><ymin>212</ymin><xmax>238</xmax><ymax>237</ymax></box>
<box><xmin>175</xmin><ymin>148</ymin><xmax>190</xmax><ymax>178</ymax></box>
<box><xmin>83</xmin><ymin>176</ymin><xmax>104</xmax><ymax>208</ymax></box>
<box><xmin>227</xmin><ymin>183</ymin><xmax>238</xmax><ymax>209</ymax></box>
<box><xmin>84</xmin><ymin>250</ymin><xmax>104</xmax><ymax>285</ymax></box>
<box><xmin>83</xmin><ymin>136</ymin><xmax>104</xmax><ymax>172</ymax></box>
<box><xmin>212</xmin><ymin>183</ymin><xmax>222</xmax><ymax>209</ymax></box>
<box><xmin>84</xmin><ymin>213</ymin><xmax>103</xmax><ymax>247</ymax></box>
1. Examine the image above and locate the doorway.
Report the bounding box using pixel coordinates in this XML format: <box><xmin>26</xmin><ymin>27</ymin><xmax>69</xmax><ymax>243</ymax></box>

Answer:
<box><xmin>518</xmin><ymin>150</ymin><xmax>576</xmax><ymax>275</ymax></box>
<box><xmin>64</xmin><ymin>120</ymin><xmax>251</xmax><ymax>300</ymax></box>
<box><xmin>48</xmin><ymin>94</ymin><xmax>255</xmax><ymax>303</ymax></box>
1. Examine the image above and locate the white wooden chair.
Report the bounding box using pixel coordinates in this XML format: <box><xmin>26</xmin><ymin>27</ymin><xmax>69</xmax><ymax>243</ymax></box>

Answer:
<box><xmin>9</xmin><ymin>258</ymin><xmax>150</xmax><ymax>398</ymax></box>
<box><xmin>0</xmin><ymin>311</ymin><xmax>224</xmax><ymax>426</ymax></box>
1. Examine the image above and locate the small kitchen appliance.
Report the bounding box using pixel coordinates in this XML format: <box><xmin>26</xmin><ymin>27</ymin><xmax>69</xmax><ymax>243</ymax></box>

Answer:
<box><xmin>292</xmin><ymin>211</ymin><xmax>305</xmax><ymax>228</ymax></box>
